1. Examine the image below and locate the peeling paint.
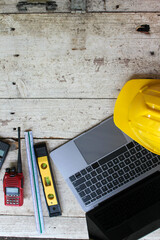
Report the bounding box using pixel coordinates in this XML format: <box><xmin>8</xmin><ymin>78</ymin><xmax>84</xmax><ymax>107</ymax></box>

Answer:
<box><xmin>42</xmin><ymin>117</ymin><xmax>47</xmax><ymax>121</ymax></box>
<box><xmin>0</xmin><ymin>119</ymin><xmax>12</xmax><ymax>126</ymax></box>
<box><xmin>124</xmin><ymin>58</ymin><xmax>130</xmax><ymax>67</ymax></box>
<box><xmin>57</xmin><ymin>75</ymin><xmax>67</xmax><ymax>82</ymax></box>
<box><xmin>72</xmin><ymin>47</ymin><xmax>86</xmax><ymax>51</ymax></box>
<box><xmin>94</xmin><ymin>57</ymin><xmax>104</xmax><ymax>72</ymax></box>
<box><xmin>16</xmin><ymin>1</ymin><xmax>58</xmax><ymax>12</ymax></box>
<box><xmin>72</xmin><ymin>28</ymin><xmax>86</xmax><ymax>51</ymax></box>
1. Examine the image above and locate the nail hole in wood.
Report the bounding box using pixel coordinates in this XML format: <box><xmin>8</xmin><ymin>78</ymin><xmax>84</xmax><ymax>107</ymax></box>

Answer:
<box><xmin>13</xmin><ymin>128</ymin><xmax>16</xmax><ymax>131</ymax></box>
<box><xmin>10</xmin><ymin>112</ymin><xmax>15</xmax><ymax>115</ymax></box>
<box><xmin>13</xmin><ymin>54</ymin><xmax>20</xmax><ymax>57</ymax></box>
<box><xmin>150</xmin><ymin>51</ymin><xmax>155</xmax><ymax>56</ymax></box>
<box><xmin>116</xmin><ymin>5</ymin><xmax>119</xmax><ymax>9</ymax></box>
<box><xmin>10</xmin><ymin>28</ymin><xmax>15</xmax><ymax>31</ymax></box>
<box><xmin>12</xmin><ymin>82</ymin><xmax>16</xmax><ymax>85</ymax></box>
<box><xmin>136</xmin><ymin>24</ymin><xmax>150</xmax><ymax>33</ymax></box>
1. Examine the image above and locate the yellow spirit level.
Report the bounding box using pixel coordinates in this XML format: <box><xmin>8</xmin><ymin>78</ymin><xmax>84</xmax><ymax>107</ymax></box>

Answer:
<box><xmin>34</xmin><ymin>143</ymin><xmax>61</xmax><ymax>217</ymax></box>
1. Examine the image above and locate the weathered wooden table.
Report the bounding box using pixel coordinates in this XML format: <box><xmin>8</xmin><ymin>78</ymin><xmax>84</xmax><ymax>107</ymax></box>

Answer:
<box><xmin>0</xmin><ymin>0</ymin><xmax>160</xmax><ymax>239</ymax></box>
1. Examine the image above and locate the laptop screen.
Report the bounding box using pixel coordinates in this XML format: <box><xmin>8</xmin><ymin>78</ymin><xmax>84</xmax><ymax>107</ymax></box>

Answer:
<box><xmin>74</xmin><ymin>118</ymin><xmax>127</xmax><ymax>165</ymax></box>
<box><xmin>86</xmin><ymin>172</ymin><xmax>160</xmax><ymax>240</ymax></box>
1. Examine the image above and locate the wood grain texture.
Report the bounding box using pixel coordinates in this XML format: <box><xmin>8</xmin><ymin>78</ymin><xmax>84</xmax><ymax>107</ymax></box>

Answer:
<box><xmin>87</xmin><ymin>0</ymin><xmax>160</xmax><ymax>12</ymax></box>
<box><xmin>0</xmin><ymin>13</ymin><xmax>160</xmax><ymax>99</ymax></box>
<box><xmin>0</xmin><ymin>9</ymin><xmax>160</xmax><ymax>239</ymax></box>
<box><xmin>1</xmin><ymin>0</ymin><xmax>160</xmax><ymax>13</ymax></box>
<box><xmin>0</xmin><ymin>0</ymin><xmax>70</xmax><ymax>13</ymax></box>
<box><xmin>0</xmin><ymin>99</ymin><xmax>114</xmax><ymax>138</ymax></box>
<box><xmin>0</xmin><ymin>215</ymin><xmax>88</xmax><ymax>238</ymax></box>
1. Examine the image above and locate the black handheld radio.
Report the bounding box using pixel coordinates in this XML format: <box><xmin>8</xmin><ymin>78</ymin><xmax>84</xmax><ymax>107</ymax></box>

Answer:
<box><xmin>0</xmin><ymin>140</ymin><xmax>9</xmax><ymax>169</ymax></box>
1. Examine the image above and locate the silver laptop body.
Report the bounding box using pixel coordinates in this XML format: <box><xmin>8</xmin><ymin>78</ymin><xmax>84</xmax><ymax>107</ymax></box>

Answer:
<box><xmin>50</xmin><ymin>116</ymin><xmax>160</xmax><ymax>212</ymax></box>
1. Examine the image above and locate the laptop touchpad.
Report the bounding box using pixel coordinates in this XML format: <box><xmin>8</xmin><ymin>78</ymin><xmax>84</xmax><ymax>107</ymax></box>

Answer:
<box><xmin>74</xmin><ymin>118</ymin><xmax>127</xmax><ymax>165</ymax></box>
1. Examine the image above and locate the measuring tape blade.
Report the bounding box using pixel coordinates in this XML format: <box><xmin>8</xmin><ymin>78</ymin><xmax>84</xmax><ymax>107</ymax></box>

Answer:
<box><xmin>24</xmin><ymin>131</ymin><xmax>44</xmax><ymax>234</ymax></box>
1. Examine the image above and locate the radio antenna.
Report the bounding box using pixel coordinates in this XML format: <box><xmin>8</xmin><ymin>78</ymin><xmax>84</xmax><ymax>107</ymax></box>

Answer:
<box><xmin>17</xmin><ymin>127</ymin><xmax>22</xmax><ymax>173</ymax></box>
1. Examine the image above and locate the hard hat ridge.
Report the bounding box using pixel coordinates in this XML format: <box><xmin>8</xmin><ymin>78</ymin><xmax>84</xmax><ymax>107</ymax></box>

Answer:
<box><xmin>114</xmin><ymin>79</ymin><xmax>160</xmax><ymax>155</ymax></box>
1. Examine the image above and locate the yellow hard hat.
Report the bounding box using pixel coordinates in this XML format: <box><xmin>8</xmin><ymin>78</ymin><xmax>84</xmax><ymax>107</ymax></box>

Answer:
<box><xmin>114</xmin><ymin>79</ymin><xmax>160</xmax><ymax>155</ymax></box>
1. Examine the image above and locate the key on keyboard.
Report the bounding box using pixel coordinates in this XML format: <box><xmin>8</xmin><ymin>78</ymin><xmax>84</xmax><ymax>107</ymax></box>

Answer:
<box><xmin>69</xmin><ymin>141</ymin><xmax>160</xmax><ymax>205</ymax></box>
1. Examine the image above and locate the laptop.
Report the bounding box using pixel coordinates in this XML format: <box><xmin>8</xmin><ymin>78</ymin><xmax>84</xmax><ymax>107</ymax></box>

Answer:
<box><xmin>50</xmin><ymin>116</ymin><xmax>160</xmax><ymax>239</ymax></box>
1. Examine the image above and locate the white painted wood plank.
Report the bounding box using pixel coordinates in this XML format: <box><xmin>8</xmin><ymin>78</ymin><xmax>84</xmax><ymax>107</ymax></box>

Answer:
<box><xmin>1</xmin><ymin>0</ymin><xmax>160</xmax><ymax>13</ymax></box>
<box><xmin>87</xmin><ymin>0</ymin><xmax>160</xmax><ymax>12</ymax></box>
<box><xmin>0</xmin><ymin>13</ymin><xmax>160</xmax><ymax>98</ymax></box>
<box><xmin>0</xmin><ymin>99</ymin><xmax>114</xmax><ymax>138</ymax></box>
<box><xmin>0</xmin><ymin>215</ymin><xmax>88</xmax><ymax>239</ymax></box>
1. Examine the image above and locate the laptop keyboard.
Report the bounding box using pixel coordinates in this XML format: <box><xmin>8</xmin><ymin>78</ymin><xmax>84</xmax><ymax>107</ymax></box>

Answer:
<box><xmin>69</xmin><ymin>141</ymin><xmax>160</xmax><ymax>206</ymax></box>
